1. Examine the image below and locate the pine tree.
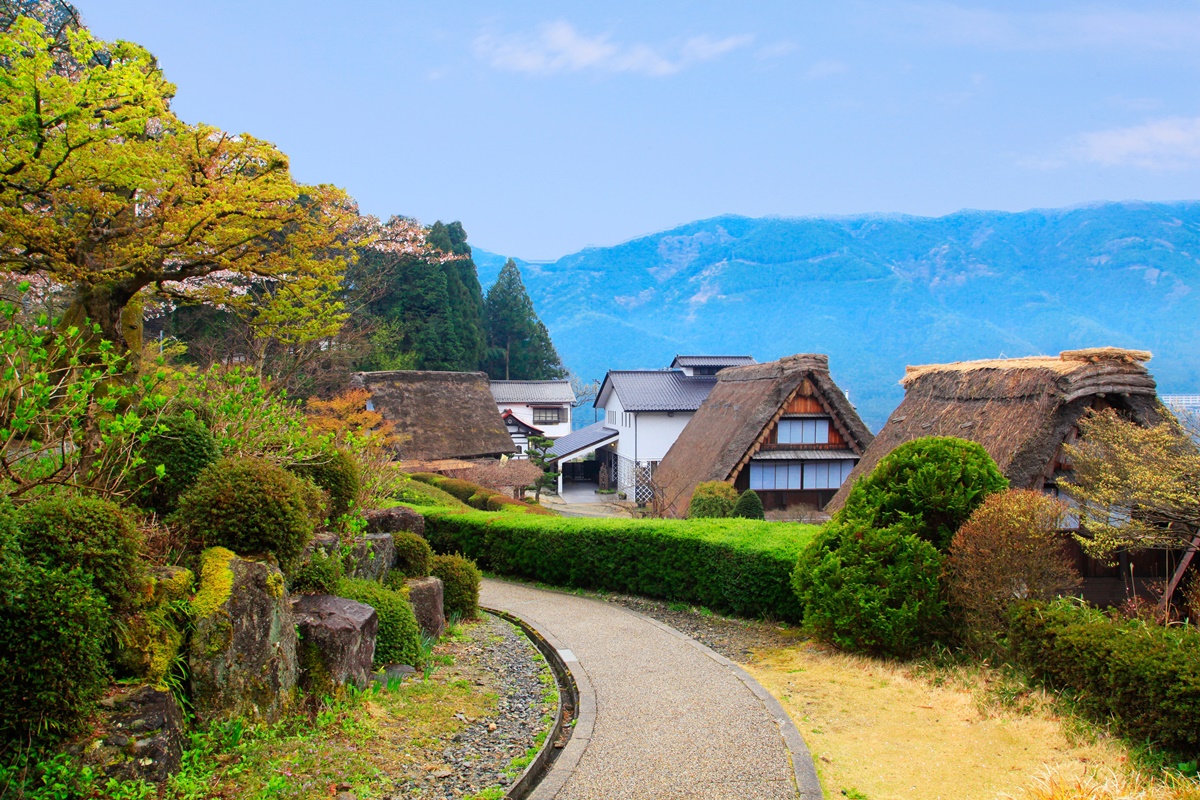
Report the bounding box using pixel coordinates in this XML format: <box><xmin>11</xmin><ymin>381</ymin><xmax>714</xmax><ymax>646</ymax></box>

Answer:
<box><xmin>732</xmin><ymin>490</ymin><xmax>765</xmax><ymax>520</ymax></box>
<box><xmin>484</xmin><ymin>260</ymin><xmax>565</xmax><ymax>380</ymax></box>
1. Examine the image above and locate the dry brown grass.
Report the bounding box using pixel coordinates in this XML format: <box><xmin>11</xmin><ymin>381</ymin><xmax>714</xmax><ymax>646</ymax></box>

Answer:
<box><xmin>1002</xmin><ymin>766</ymin><xmax>1200</xmax><ymax>800</ymax></box>
<box><xmin>742</xmin><ymin>642</ymin><xmax>1131</xmax><ymax>800</ymax></box>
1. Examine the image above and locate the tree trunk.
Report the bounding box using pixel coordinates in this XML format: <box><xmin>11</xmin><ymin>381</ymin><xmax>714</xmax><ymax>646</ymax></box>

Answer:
<box><xmin>59</xmin><ymin>280</ymin><xmax>146</xmax><ymax>373</ymax></box>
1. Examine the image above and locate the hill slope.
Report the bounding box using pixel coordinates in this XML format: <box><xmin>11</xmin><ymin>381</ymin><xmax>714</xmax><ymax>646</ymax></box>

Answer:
<box><xmin>476</xmin><ymin>202</ymin><xmax>1200</xmax><ymax>429</ymax></box>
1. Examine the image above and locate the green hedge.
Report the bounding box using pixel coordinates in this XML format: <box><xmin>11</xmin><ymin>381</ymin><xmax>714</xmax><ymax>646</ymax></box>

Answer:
<box><xmin>1008</xmin><ymin>600</ymin><xmax>1200</xmax><ymax>755</ymax></box>
<box><xmin>421</xmin><ymin>510</ymin><xmax>815</xmax><ymax>620</ymax></box>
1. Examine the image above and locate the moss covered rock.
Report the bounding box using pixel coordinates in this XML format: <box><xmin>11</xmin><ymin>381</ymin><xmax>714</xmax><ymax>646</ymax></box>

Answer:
<box><xmin>115</xmin><ymin>566</ymin><xmax>194</xmax><ymax>687</ymax></box>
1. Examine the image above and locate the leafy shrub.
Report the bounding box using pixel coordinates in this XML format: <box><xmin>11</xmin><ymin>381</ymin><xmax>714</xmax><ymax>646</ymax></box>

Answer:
<box><xmin>408</xmin><ymin>472</ymin><xmax>444</xmax><ymax>485</ymax></box>
<box><xmin>288</xmin><ymin>448</ymin><xmax>361</xmax><ymax>521</ymax></box>
<box><xmin>791</xmin><ymin>519</ymin><xmax>945</xmax><ymax>656</ymax></box>
<box><xmin>134</xmin><ymin>413</ymin><xmax>220</xmax><ymax>514</ymax></box>
<box><xmin>392</xmin><ymin>532</ymin><xmax>433</xmax><ymax>579</ymax></box>
<box><xmin>839</xmin><ymin>436</ymin><xmax>1008</xmax><ymax>549</ymax></box>
<box><xmin>484</xmin><ymin>494</ymin><xmax>554</xmax><ymax>515</ymax></box>
<box><xmin>336</xmin><ymin>578</ymin><xmax>421</xmax><ymax>668</ymax></box>
<box><xmin>289</xmin><ymin>546</ymin><xmax>343</xmax><ymax>594</ymax></box>
<box><xmin>174</xmin><ymin>457</ymin><xmax>315</xmax><ymax>573</ymax></box>
<box><xmin>395</xmin><ymin>478</ymin><xmax>471</xmax><ymax>511</ymax></box>
<box><xmin>422</xmin><ymin>510</ymin><xmax>813</xmax><ymax>620</ymax></box>
<box><xmin>732</xmin><ymin>490</ymin><xmax>765</xmax><ymax>520</ymax></box>
<box><xmin>687</xmin><ymin>481</ymin><xmax>739</xmax><ymax>519</ymax></box>
<box><xmin>1009</xmin><ymin>600</ymin><xmax>1200</xmax><ymax>755</ymax></box>
<box><xmin>16</xmin><ymin>494</ymin><xmax>144</xmax><ymax>611</ymax></box>
<box><xmin>431</xmin><ymin>553</ymin><xmax>482</xmax><ymax>620</ymax></box>
<box><xmin>436</xmin><ymin>478</ymin><xmax>483</xmax><ymax>504</ymax></box>
<box><xmin>0</xmin><ymin>555</ymin><xmax>111</xmax><ymax>744</ymax></box>
<box><xmin>944</xmin><ymin>490</ymin><xmax>1081</xmax><ymax>648</ymax></box>
<box><xmin>467</xmin><ymin>488</ymin><xmax>501</xmax><ymax>510</ymax></box>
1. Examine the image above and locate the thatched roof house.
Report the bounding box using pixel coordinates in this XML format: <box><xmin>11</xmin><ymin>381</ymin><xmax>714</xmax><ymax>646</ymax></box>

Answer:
<box><xmin>826</xmin><ymin>347</ymin><xmax>1163</xmax><ymax>512</ymax></box>
<box><xmin>351</xmin><ymin>370</ymin><xmax>515</xmax><ymax>464</ymax></box>
<box><xmin>656</xmin><ymin>354</ymin><xmax>873</xmax><ymax>517</ymax></box>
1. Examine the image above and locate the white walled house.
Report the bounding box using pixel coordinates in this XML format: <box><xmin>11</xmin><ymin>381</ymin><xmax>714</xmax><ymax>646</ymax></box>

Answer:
<box><xmin>670</xmin><ymin>354</ymin><xmax>755</xmax><ymax>376</ymax></box>
<box><xmin>491</xmin><ymin>380</ymin><xmax>575</xmax><ymax>457</ymax></box>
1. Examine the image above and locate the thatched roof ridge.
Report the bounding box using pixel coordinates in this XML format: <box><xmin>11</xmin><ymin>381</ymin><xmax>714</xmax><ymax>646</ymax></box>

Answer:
<box><xmin>351</xmin><ymin>370</ymin><xmax>515</xmax><ymax>462</ymax></box>
<box><xmin>656</xmin><ymin>354</ymin><xmax>872</xmax><ymax>517</ymax></box>
<box><xmin>826</xmin><ymin>347</ymin><xmax>1162</xmax><ymax>512</ymax></box>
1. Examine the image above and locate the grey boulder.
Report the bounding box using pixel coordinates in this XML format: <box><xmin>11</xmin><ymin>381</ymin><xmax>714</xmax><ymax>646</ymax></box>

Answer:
<box><xmin>406</xmin><ymin>576</ymin><xmax>446</xmax><ymax>639</ymax></box>
<box><xmin>365</xmin><ymin>505</ymin><xmax>425</xmax><ymax>537</ymax></box>
<box><xmin>344</xmin><ymin>532</ymin><xmax>394</xmax><ymax>582</ymax></box>
<box><xmin>294</xmin><ymin>594</ymin><xmax>378</xmax><ymax>692</ymax></box>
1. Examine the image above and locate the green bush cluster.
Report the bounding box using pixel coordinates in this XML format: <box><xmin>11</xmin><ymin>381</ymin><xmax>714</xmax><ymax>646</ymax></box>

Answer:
<box><xmin>395</xmin><ymin>477</ymin><xmax>471</xmax><ymax>511</ymax></box>
<box><xmin>430</xmin><ymin>553</ymin><xmax>482</xmax><ymax>619</ymax></box>
<box><xmin>16</xmin><ymin>494</ymin><xmax>144</xmax><ymax>612</ymax></box>
<box><xmin>405</xmin><ymin>472</ymin><xmax>550</xmax><ymax>514</ymax></box>
<box><xmin>422</xmin><ymin>509</ymin><xmax>813</xmax><ymax>620</ymax></box>
<box><xmin>431</xmin><ymin>478</ymin><xmax>479</xmax><ymax>504</ymax></box>
<box><xmin>288</xmin><ymin>448</ymin><xmax>360</xmax><ymax>521</ymax></box>
<box><xmin>687</xmin><ymin>481</ymin><xmax>739</xmax><ymax>519</ymax></box>
<box><xmin>392</xmin><ymin>532</ymin><xmax>433</xmax><ymax>579</ymax></box>
<box><xmin>134</xmin><ymin>413</ymin><xmax>220</xmax><ymax>514</ymax></box>
<box><xmin>732</xmin><ymin>490</ymin><xmax>765</xmax><ymax>520</ymax></box>
<box><xmin>1008</xmin><ymin>600</ymin><xmax>1200</xmax><ymax>755</ymax></box>
<box><xmin>336</xmin><ymin>578</ymin><xmax>421</xmax><ymax>669</ymax></box>
<box><xmin>290</xmin><ymin>545</ymin><xmax>343</xmax><ymax>595</ymax></box>
<box><xmin>174</xmin><ymin>457</ymin><xmax>315</xmax><ymax>574</ymax></box>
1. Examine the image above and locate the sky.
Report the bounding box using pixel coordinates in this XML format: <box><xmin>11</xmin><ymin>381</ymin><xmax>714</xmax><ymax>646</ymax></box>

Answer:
<box><xmin>80</xmin><ymin>1</ymin><xmax>1200</xmax><ymax>261</ymax></box>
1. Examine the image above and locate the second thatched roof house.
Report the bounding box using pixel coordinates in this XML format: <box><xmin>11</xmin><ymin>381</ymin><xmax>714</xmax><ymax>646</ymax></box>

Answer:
<box><xmin>351</xmin><ymin>370</ymin><xmax>515</xmax><ymax>468</ymax></box>
<box><xmin>826</xmin><ymin>347</ymin><xmax>1163</xmax><ymax>513</ymax></box>
<box><xmin>656</xmin><ymin>354</ymin><xmax>873</xmax><ymax>517</ymax></box>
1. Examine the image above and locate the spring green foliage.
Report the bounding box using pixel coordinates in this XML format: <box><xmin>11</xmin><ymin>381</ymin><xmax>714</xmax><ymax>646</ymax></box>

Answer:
<box><xmin>392</xmin><ymin>532</ymin><xmax>433</xmax><ymax>579</ymax></box>
<box><xmin>395</xmin><ymin>477</ymin><xmax>472</xmax><ymax>511</ymax></box>
<box><xmin>290</xmin><ymin>546</ymin><xmax>343</xmax><ymax>595</ymax></box>
<box><xmin>731</xmin><ymin>490</ymin><xmax>765</xmax><ymax>520</ymax></box>
<box><xmin>134</xmin><ymin>413</ymin><xmax>220</xmax><ymax>514</ymax></box>
<box><xmin>174</xmin><ymin>457</ymin><xmax>315</xmax><ymax>574</ymax></box>
<box><xmin>839</xmin><ymin>437</ymin><xmax>1009</xmax><ymax>549</ymax></box>
<box><xmin>16</xmin><ymin>494</ymin><xmax>144</xmax><ymax>611</ymax></box>
<box><xmin>687</xmin><ymin>481</ymin><xmax>739</xmax><ymax>519</ymax></box>
<box><xmin>1008</xmin><ymin>600</ymin><xmax>1200</xmax><ymax>756</ymax></box>
<box><xmin>791</xmin><ymin>519</ymin><xmax>944</xmax><ymax>656</ymax></box>
<box><xmin>336</xmin><ymin>578</ymin><xmax>421</xmax><ymax>669</ymax></box>
<box><xmin>430</xmin><ymin>553</ymin><xmax>482</xmax><ymax>620</ymax></box>
<box><xmin>288</xmin><ymin>448</ymin><xmax>360</xmax><ymax>522</ymax></box>
<box><xmin>422</xmin><ymin>509</ymin><xmax>815</xmax><ymax>620</ymax></box>
<box><xmin>482</xmin><ymin>259</ymin><xmax>565</xmax><ymax>380</ymax></box>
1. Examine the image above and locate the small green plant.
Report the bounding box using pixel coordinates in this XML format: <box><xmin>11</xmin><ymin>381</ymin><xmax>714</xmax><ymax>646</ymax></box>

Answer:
<box><xmin>687</xmin><ymin>481</ymin><xmax>738</xmax><ymax>519</ymax></box>
<box><xmin>392</xmin><ymin>532</ymin><xmax>433</xmax><ymax>579</ymax></box>
<box><xmin>336</xmin><ymin>577</ymin><xmax>422</xmax><ymax>668</ymax></box>
<box><xmin>288</xmin><ymin>448</ymin><xmax>361</xmax><ymax>522</ymax></box>
<box><xmin>431</xmin><ymin>553</ymin><xmax>482</xmax><ymax>620</ymax></box>
<box><xmin>731</xmin><ymin>489</ymin><xmax>765</xmax><ymax>520</ymax></box>
<box><xmin>290</xmin><ymin>546</ymin><xmax>344</xmax><ymax>594</ymax></box>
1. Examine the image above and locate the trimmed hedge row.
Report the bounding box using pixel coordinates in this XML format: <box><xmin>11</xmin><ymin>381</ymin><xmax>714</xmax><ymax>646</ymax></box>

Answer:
<box><xmin>1009</xmin><ymin>600</ymin><xmax>1200</xmax><ymax>755</ymax></box>
<box><xmin>421</xmin><ymin>509</ymin><xmax>815</xmax><ymax>620</ymax></box>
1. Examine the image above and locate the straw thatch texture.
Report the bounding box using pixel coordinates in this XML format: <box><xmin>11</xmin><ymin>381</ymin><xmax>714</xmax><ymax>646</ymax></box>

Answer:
<box><xmin>656</xmin><ymin>354</ymin><xmax>873</xmax><ymax>518</ymax></box>
<box><xmin>826</xmin><ymin>348</ymin><xmax>1162</xmax><ymax>512</ymax></box>
<box><xmin>351</xmin><ymin>371</ymin><xmax>514</xmax><ymax>462</ymax></box>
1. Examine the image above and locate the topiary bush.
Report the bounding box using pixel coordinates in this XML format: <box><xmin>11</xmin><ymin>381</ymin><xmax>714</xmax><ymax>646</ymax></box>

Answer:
<box><xmin>791</xmin><ymin>519</ymin><xmax>945</xmax><ymax>656</ymax></box>
<box><xmin>392</xmin><ymin>532</ymin><xmax>433</xmax><ymax>579</ymax></box>
<box><xmin>430</xmin><ymin>553</ymin><xmax>482</xmax><ymax>620</ymax></box>
<box><xmin>288</xmin><ymin>448</ymin><xmax>361</xmax><ymax>522</ymax></box>
<box><xmin>134</xmin><ymin>413</ymin><xmax>220</xmax><ymax>514</ymax></box>
<box><xmin>289</xmin><ymin>546</ymin><xmax>343</xmax><ymax>595</ymax></box>
<box><xmin>408</xmin><ymin>472</ymin><xmax>444</xmax><ymax>485</ymax></box>
<box><xmin>687</xmin><ymin>481</ymin><xmax>739</xmax><ymax>519</ymax></box>
<box><xmin>467</xmin><ymin>489</ymin><xmax>501</xmax><ymax>510</ymax></box>
<box><xmin>839</xmin><ymin>436</ymin><xmax>1008</xmax><ymax>549</ymax></box>
<box><xmin>336</xmin><ymin>577</ymin><xmax>421</xmax><ymax>668</ymax></box>
<box><xmin>16</xmin><ymin>494</ymin><xmax>144</xmax><ymax>612</ymax></box>
<box><xmin>732</xmin><ymin>490</ymin><xmax>765</xmax><ymax>520</ymax></box>
<box><xmin>436</xmin><ymin>478</ymin><xmax>483</xmax><ymax>504</ymax></box>
<box><xmin>173</xmin><ymin>457</ymin><xmax>315</xmax><ymax>574</ymax></box>
<box><xmin>395</xmin><ymin>478</ymin><xmax>471</xmax><ymax>511</ymax></box>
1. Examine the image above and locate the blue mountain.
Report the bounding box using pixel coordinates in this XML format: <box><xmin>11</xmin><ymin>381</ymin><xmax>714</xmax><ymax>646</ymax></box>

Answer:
<box><xmin>475</xmin><ymin>201</ymin><xmax>1200</xmax><ymax>430</ymax></box>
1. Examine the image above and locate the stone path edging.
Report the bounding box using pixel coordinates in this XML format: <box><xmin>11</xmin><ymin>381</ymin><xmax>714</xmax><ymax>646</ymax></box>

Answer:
<box><xmin>482</xmin><ymin>579</ymin><xmax>824</xmax><ymax>800</ymax></box>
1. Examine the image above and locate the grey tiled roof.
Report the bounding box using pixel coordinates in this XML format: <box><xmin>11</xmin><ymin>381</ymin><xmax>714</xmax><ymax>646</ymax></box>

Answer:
<box><xmin>548</xmin><ymin>421</ymin><xmax>619</xmax><ymax>459</ymax></box>
<box><xmin>490</xmin><ymin>380</ymin><xmax>576</xmax><ymax>404</ymax></box>
<box><xmin>600</xmin><ymin>370</ymin><xmax>718</xmax><ymax>412</ymax></box>
<box><xmin>670</xmin><ymin>355</ymin><xmax>756</xmax><ymax>368</ymax></box>
<box><xmin>750</xmin><ymin>449</ymin><xmax>860</xmax><ymax>461</ymax></box>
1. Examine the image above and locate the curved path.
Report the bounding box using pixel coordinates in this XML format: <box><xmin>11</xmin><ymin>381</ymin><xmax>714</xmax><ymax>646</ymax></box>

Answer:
<box><xmin>481</xmin><ymin>579</ymin><xmax>823</xmax><ymax>800</ymax></box>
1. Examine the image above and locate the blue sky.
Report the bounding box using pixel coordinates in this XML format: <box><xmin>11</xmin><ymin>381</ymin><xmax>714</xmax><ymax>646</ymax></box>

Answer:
<box><xmin>81</xmin><ymin>1</ymin><xmax>1200</xmax><ymax>260</ymax></box>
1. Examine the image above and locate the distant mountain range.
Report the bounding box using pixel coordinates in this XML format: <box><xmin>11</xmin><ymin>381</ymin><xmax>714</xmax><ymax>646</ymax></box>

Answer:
<box><xmin>474</xmin><ymin>202</ymin><xmax>1200</xmax><ymax>430</ymax></box>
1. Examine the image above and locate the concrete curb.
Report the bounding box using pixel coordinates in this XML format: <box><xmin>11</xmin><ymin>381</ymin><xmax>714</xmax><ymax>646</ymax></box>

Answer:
<box><xmin>483</xmin><ymin>578</ymin><xmax>824</xmax><ymax>800</ymax></box>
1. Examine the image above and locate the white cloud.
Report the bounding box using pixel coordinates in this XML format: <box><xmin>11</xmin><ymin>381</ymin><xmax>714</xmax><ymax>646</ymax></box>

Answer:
<box><xmin>1073</xmin><ymin>117</ymin><xmax>1200</xmax><ymax>169</ymax></box>
<box><xmin>804</xmin><ymin>59</ymin><xmax>849</xmax><ymax>79</ymax></box>
<box><xmin>473</xmin><ymin>21</ymin><xmax>752</xmax><ymax>77</ymax></box>
<box><xmin>756</xmin><ymin>41</ymin><xmax>798</xmax><ymax>60</ymax></box>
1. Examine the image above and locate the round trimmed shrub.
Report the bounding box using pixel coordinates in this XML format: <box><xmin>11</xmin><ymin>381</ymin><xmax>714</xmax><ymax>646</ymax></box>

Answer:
<box><xmin>436</xmin><ymin>478</ymin><xmax>483</xmax><ymax>504</ymax></box>
<box><xmin>16</xmin><ymin>494</ymin><xmax>143</xmax><ymax>611</ymax></box>
<box><xmin>791</xmin><ymin>519</ymin><xmax>945</xmax><ymax>656</ymax></box>
<box><xmin>336</xmin><ymin>577</ymin><xmax>421</xmax><ymax>668</ymax></box>
<box><xmin>288</xmin><ymin>448</ymin><xmax>360</xmax><ymax>521</ymax></box>
<box><xmin>839</xmin><ymin>436</ymin><xmax>1008</xmax><ymax>549</ymax></box>
<box><xmin>174</xmin><ymin>457</ymin><xmax>315</xmax><ymax>573</ymax></box>
<box><xmin>392</xmin><ymin>532</ymin><xmax>433</xmax><ymax>579</ymax></box>
<box><xmin>431</xmin><ymin>553</ymin><xmax>482</xmax><ymax>620</ymax></box>
<box><xmin>467</xmin><ymin>489</ymin><xmax>501</xmax><ymax>510</ymax></box>
<box><xmin>289</xmin><ymin>545</ymin><xmax>343</xmax><ymax>595</ymax></box>
<box><xmin>0</xmin><ymin>557</ymin><xmax>111</xmax><ymax>743</ymax></box>
<box><xmin>687</xmin><ymin>481</ymin><xmax>738</xmax><ymax>519</ymax></box>
<box><xmin>408</xmin><ymin>472</ymin><xmax>444</xmax><ymax>485</ymax></box>
<box><xmin>134</xmin><ymin>413</ymin><xmax>220</xmax><ymax>514</ymax></box>
<box><xmin>732</xmin><ymin>490</ymin><xmax>765</xmax><ymax>520</ymax></box>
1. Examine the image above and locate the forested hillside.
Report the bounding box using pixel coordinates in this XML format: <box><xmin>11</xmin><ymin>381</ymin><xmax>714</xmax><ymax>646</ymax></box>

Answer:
<box><xmin>476</xmin><ymin>202</ymin><xmax>1200</xmax><ymax>429</ymax></box>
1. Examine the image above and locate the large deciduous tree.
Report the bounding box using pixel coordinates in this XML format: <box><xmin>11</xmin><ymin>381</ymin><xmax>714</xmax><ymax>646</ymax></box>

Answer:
<box><xmin>484</xmin><ymin>259</ymin><xmax>564</xmax><ymax>381</ymax></box>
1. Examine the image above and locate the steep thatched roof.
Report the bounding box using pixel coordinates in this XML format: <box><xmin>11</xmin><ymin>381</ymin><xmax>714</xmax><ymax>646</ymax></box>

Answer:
<box><xmin>656</xmin><ymin>354</ymin><xmax>873</xmax><ymax>517</ymax></box>
<box><xmin>351</xmin><ymin>370</ymin><xmax>515</xmax><ymax>462</ymax></box>
<box><xmin>826</xmin><ymin>348</ymin><xmax>1163</xmax><ymax>512</ymax></box>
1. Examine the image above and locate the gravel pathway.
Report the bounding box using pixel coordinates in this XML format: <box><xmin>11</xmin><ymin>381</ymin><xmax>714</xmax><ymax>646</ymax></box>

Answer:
<box><xmin>482</xmin><ymin>579</ymin><xmax>807</xmax><ymax>800</ymax></box>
